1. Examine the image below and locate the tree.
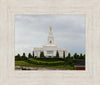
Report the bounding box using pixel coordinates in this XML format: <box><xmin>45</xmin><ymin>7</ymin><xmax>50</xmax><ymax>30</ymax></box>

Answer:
<box><xmin>15</xmin><ymin>54</ymin><xmax>21</xmax><ymax>61</ymax></box>
<box><xmin>83</xmin><ymin>54</ymin><xmax>85</xmax><ymax>59</ymax></box>
<box><xmin>79</xmin><ymin>53</ymin><xmax>83</xmax><ymax>59</ymax></box>
<box><xmin>63</xmin><ymin>51</ymin><xmax>65</xmax><ymax>59</ymax></box>
<box><xmin>22</xmin><ymin>53</ymin><xmax>27</xmax><ymax>60</ymax></box>
<box><xmin>34</xmin><ymin>56</ymin><xmax>37</xmax><ymax>58</ymax></box>
<box><xmin>56</xmin><ymin>50</ymin><xmax>59</xmax><ymax>58</ymax></box>
<box><xmin>67</xmin><ymin>53</ymin><xmax>71</xmax><ymax>59</ymax></box>
<box><xmin>40</xmin><ymin>51</ymin><xmax>44</xmax><ymax>58</ymax></box>
<box><xmin>28</xmin><ymin>53</ymin><xmax>32</xmax><ymax>58</ymax></box>
<box><xmin>73</xmin><ymin>53</ymin><xmax>78</xmax><ymax>59</ymax></box>
<box><xmin>32</xmin><ymin>51</ymin><xmax>34</xmax><ymax>58</ymax></box>
<box><xmin>77</xmin><ymin>54</ymin><xmax>79</xmax><ymax>59</ymax></box>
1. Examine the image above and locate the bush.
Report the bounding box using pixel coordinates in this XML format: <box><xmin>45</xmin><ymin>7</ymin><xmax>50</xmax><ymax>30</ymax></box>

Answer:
<box><xmin>21</xmin><ymin>53</ymin><xmax>27</xmax><ymax>61</ymax></box>
<box><xmin>64</xmin><ymin>59</ymin><xmax>78</xmax><ymax>66</ymax></box>
<box><xmin>27</xmin><ymin>58</ymin><xmax>65</xmax><ymax>66</ymax></box>
<box><xmin>56</xmin><ymin>50</ymin><xmax>59</xmax><ymax>58</ymax></box>
<box><xmin>35</xmin><ymin>57</ymin><xmax>64</xmax><ymax>61</ymax></box>
<box><xmin>40</xmin><ymin>52</ymin><xmax>45</xmax><ymax>58</ymax></box>
<box><xmin>28</xmin><ymin>53</ymin><xmax>33</xmax><ymax>59</ymax></box>
<box><xmin>15</xmin><ymin>54</ymin><xmax>21</xmax><ymax>61</ymax></box>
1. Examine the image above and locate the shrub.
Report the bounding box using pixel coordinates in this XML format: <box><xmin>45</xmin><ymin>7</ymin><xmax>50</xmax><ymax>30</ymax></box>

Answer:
<box><xmin>56</xmin><ymin>50</ymin><xmax>59</xmax><ymax>58</ymax></box>
<box><xmin>27</xmin><ymin>58</ymin><xmax>65</xmax><ymax>66</ymax></box>
<box><xmin>40</xmin><ymin>51</ymin><xmax>45</xmax><ymax>58</ymax></box>
<box><xmin>21</xmin><ymin>53</ymin><xmax>27</xmax><ymax>61</ymax></box>
<box><xmin>15</xmin><ymin>54</ymin><xmax>21</xmax><ymax>61</ymax></box>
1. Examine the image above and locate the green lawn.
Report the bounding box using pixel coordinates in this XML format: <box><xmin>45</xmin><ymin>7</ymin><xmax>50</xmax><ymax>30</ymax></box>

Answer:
<box><xmin>15</xmin><ymin>60</ymin><xmax>75</xmax><ymax>70</ymax></box>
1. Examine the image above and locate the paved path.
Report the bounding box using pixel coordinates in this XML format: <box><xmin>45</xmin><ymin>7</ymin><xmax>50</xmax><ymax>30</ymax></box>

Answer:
<box><xmin>15</xmin><ymin>66</ymin><xmax>67</xmax><ymax>70</ymax></box>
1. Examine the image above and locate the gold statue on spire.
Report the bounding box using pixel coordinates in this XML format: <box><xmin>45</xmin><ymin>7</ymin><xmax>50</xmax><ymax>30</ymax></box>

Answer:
<box><xmin>50</xmin><ymin>26</ymin><xmax>52</xmax><ymax>32</ymax></box>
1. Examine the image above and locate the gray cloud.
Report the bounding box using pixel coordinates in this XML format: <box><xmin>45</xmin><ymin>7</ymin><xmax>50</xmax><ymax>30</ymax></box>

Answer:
<box><xmin>15</xmin><ymin>15</ymin><xmax>85</xmax><ymax>56</ymax></box>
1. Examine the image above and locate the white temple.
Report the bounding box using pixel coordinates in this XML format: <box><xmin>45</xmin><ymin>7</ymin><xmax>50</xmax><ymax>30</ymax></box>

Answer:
<box><xmin>34</xmin><ymin>27</ymin><xmax>67</xmax><ymax>58</ymax></box>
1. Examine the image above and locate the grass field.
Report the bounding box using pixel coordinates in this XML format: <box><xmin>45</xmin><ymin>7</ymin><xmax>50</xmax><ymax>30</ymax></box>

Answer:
<box><xmin>15</xmin><ymin>58</ymin><xmax>75</xmax><ymax>70</ymax></box>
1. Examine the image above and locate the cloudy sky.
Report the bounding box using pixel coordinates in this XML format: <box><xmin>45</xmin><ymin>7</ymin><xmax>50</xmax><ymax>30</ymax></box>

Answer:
<box><xmin>15</xmin><ymin>15</ymin><xmax>85</xmax><ymax>56</ymax></box>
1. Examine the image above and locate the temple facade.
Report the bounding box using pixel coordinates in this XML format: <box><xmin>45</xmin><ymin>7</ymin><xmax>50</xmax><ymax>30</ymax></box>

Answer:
<box><xmin>34</xmin><ymin>27</ymin><xmax>67</xmax><ymax>58</ymax></box>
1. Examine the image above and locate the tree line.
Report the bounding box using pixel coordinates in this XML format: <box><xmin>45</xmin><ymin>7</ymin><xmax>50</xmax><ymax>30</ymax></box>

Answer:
<box><xmin>15</xmin><ymin>51</ymin><xmax>85</xmax><ymax>61</ymax></box>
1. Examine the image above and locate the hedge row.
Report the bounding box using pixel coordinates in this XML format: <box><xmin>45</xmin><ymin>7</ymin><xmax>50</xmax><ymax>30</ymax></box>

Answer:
<box><xmin>27</xmin><ymin>58</ymin><xmax>65</xmax><ymax>66</ymax></box>
<box><xmin>35</xmin><ymin>58</ymin><xmax>64</xmax><ymax>61</ymax></box>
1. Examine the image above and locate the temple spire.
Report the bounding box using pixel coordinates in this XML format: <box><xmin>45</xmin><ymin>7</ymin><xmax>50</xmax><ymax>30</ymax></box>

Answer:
<box><xmin>50</xmin><ymin>26</ymin><xmax>52</xmax><ymax>32</ymax></box>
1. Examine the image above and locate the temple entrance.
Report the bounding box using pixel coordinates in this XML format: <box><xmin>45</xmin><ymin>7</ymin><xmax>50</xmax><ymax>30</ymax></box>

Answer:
<box><xmin>48</xmin><ymin>56</ymin><xmax>52</xmax><ymax>58</ymax></box>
